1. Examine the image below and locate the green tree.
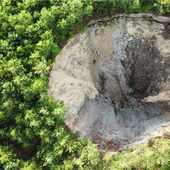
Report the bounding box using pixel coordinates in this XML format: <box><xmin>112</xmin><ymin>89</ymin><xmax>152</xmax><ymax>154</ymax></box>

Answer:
<box><xmin>0</xmin><ymin>0</ymin><xmax>170</xmax><ymax>169</ymax></box>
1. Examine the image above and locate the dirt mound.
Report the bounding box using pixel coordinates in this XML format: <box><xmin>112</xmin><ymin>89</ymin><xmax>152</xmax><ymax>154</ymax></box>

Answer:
<box><xmin>49</xmin><ymin>14</ymin><xmax>170</xmax><ymax>151</ymax></box>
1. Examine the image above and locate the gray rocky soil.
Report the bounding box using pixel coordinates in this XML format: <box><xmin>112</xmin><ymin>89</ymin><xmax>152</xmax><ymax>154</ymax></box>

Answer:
<box><xmin>49</xmin><ymin>14</ymin><xmax>170</xmax><ymax>151</ymax></box>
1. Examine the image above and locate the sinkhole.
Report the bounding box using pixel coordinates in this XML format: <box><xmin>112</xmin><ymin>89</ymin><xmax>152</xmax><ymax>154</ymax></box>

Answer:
<box><xmin>49</xmin><ymin>15</ymin><xmax>170</xmax><ymax>151</ymax></box>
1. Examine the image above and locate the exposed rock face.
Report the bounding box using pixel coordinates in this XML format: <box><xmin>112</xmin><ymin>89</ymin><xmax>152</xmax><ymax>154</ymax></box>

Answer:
<box><xmin>49</xmin><ymin>14</ymin><xmax>170</xmax><ymax>151</ymax></box>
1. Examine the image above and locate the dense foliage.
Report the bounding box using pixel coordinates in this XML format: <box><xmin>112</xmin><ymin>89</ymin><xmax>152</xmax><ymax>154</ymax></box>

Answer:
<box><xmin>0</xmin><ymin>0</ymin><xmax>170</xmax><ymax>169</ymax></box>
